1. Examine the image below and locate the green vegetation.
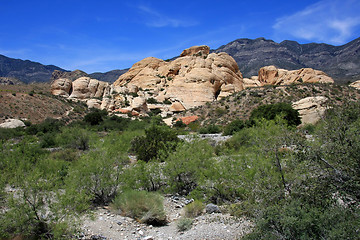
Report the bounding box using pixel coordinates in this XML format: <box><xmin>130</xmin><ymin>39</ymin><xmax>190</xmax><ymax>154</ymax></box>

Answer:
<box><xmin>112</xmin><ymin>190</ymin><xmax>167</xmax><ymax>225</ymax></box>
<box><xmin>131</xmin><ymin>123</ymin><xmax>180</xmax><ymax>162</ymax></box>
<box><xmin>0</xmin><ymin>96</ymin><xmax>359</xmax><ymax>239</ymax></box>
<box><xmin>176</xmin><ymin>217</ymin><xmax>193</xmax><ymax>232</ymax></box>
<box><xmin>184</xmin><ymin>200</ymin><xmax>204</xmax><ymax>218</ymax></box>
<box><xmin>249</xmin><ymin>102</ymin><xmax>301</xmax><ymax>126</ymax></box>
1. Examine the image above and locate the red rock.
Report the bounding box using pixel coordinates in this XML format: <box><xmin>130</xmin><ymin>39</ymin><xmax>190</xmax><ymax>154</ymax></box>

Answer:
<box><xmin>176</xmin><ymin>116</ymin><xmax>199</xmax><ymax>125</ymax></box>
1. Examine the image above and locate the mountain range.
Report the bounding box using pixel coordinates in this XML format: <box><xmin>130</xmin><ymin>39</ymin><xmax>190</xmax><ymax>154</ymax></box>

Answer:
<box><xmin>215</xmin><ymin>37</ymin><xmax>360</xmax><ymax>83</ymax></box>
<box><xmin>0</xmin><ymin>37</ymin><xmax>359</xmax><ymax>84</ymax></box>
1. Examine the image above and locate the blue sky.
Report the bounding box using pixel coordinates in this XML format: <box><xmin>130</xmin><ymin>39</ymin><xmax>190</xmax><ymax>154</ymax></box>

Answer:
<box><xmin>1</xmin><ymin>0</ymin><xmax>359</xmax><ymax>73</ymax></box>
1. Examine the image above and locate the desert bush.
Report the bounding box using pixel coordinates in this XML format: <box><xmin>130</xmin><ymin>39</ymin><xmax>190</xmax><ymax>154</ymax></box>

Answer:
<box><xmin>56</xmin><ymin>126</ymin><xmax>93</xmax><ymax>151</ymax></box>
<box><xmin>131</xmin><ymin>124</ymin><xmax>180</xmax><ymax>162</ymax></box>
<box><xmin>223</xmin><ymin>119</ymin><xmax>245</xmax><ymax>135</ymax></box>
<box><xmin>112</xmin><ymin>190</ymin><xmax>167</xmax><ymax>226</ymax></box>
<box><xmin>66</xmin><ymin>149</ymin><xmax>125</xmax><ymax>205</ymax></box>
<box><xmin>83</xmin><ymin>109</ymin><xmax>107</xmax><ymax>125</ymax></box>
<box><xmin>26</xmin><ymin>118</ymin><xmax>64</xmax><ymax>135</ymax></box>
<box><xmin>249</xmin><ymin>102</ymin><xmax>301</xmax><ymax>127</ymax></box>
<box><xmin>176</xmin><ymin>217</ymin><xmax>193</xmax><ymax>232</ymax></box>
<box><xmin>0</xmin><ymin>164</ymin><xmax>88</xmax><ymax>239</ymax></box>
<box><xmin>173</xmin><ymin>120</ymin><xmax>187</xmax><ymax>128</ymax></box>
<box><xmin>164</xmin><ymin>140</ymin><xmax>214</xmax><ymax>195</ymax></box>
<box><xmin>199</xmin><ymin>124</ymin><xmax>221</xmax><ymax>134</ymax></box>
<box><xmin>184</xmin><ymin>200</ymin><xmax>204</xmax><ymax>218</ymax></box>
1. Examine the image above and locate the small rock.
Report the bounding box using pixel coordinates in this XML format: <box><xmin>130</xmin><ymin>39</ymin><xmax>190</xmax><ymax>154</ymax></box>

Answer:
<box><xmin>206</xmin><ymin>203</ymin><xmax>221</xmax><ymax>214</ymax></box>
<box><xmin>116</xmin><ymin>221</ymin><xmax>122</xmax><ymax>225</ymax></box>
<box><xmin>139</xmin><ymin>230</ymin><xmax>144</xmax><ymax>236</ymax></box>
<box><xmin>143</xmin><ymin>237</ymin><xmax>154</xmax><ymax>240</ymax></box>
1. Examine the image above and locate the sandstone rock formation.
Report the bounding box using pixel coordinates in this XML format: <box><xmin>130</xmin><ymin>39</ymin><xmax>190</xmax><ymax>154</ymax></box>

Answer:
<box><xmin>69</xmin><ymin>77</ymin><xmax>110</xmax><ymax>99</ymax></box>
<box><xmin>176</xmin><ymin>116</ymin><xmax>199</xmax><ymax>125</ymax></box>
<box><xmin>349</xmin><ymin>80</ymin><xmax>360</xmax><ymax>90</ymax></box>
<box><xmin>0</xmin><ymin>119</ymin><xmax>26</xmax><ymax>128</ymax></box>
<box><xmin>180</xmin><ymin>45</ymin><xmax>210</xmax><ymax>57</ymax></box>
<box><xmin>257</xmin><ymin>66</ymin><xmax>334</xmax><ymax>85</ymax></box>
<box><xmin>114</xmin><ymin>45</ymin><xmax>244</xmax><ymax>109</ymax></box>
<box><xmin>51</xmin><ymin>78</ymin><xmax>73</xmax><ymax>97</ymax></box>
<box><xmin>292</xmin><ymin>96</ymin><xmax>328</xmax><ymax>125</ymax></box>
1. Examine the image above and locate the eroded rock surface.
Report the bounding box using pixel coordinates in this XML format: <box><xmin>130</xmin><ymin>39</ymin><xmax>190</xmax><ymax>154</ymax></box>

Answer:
<box><xmin>292</xmin><ymin>96</ymin><xmax>329</xmax><ymax>125</ymax></box>
<box><xmin>114</xmin><ymin>46</ymin><xmax>244</xmax><ymax>109</ymax></box>
<box><xmin>258</xmin><ymin>66</ymin><xmax>334</xmax><ymax>85</ymax></box>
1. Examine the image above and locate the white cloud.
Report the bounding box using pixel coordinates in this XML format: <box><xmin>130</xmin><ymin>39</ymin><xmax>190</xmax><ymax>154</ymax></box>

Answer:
<box><xmin>273</xmin><ymin>0</ymin><xmax>360</xmax><ymax>44</ymax></box>
<box><xmin>137</xmin><ymin>5</ymin><xmax>198</xmax><ymax>28</ymax></box>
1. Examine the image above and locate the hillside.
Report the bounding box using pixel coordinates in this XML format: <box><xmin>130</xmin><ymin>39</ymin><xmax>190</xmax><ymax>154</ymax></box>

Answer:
<box><xmin>180</xmin><ymin>83</ymin><xmax>360</xmax><ymax>126</ymax></box>
<box><xmin>214</xmin><ymin>37</ymin><xmax>360</xmax><ymax>83</ymax></box>
<box><xmin>0</xmin><ymin>83</ymin><xmax>87</xmax><ymax>124</ymax></box>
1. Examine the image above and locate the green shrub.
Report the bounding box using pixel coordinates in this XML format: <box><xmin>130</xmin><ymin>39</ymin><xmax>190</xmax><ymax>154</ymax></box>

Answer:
<box><xmin>184</xmin><ymin>200</ymin><xmax>204</xmax><ymax>218</ymax></box>
<box><xmin>199</xmin><ymin>124</ymin><xmax>221</xmax><ymax>134</ymax></box>
<box><xmin>83</xmin><ymin>109</ymin><xmax>107</xmax><ymax>125</ymax></box>
<box><xmin>147</xmin><ymin>97</ymin><xmax>159</xmax><ymax>104</ymax></box>
<box><xmin>173</xmin><ymin>120</ymin><xmax>187</xmax><ymax>128</ymax></box>
<box><xmin>112</xmin><ymin>190</ymin><xmax>167</xmax><ymax>226</ymax></box>
<box><xmin>249</xmin><ymin>102</ymin><xmax>301</xmax><ymax>127</ymax></box>
<box><xmin>56</xmin><ymin>127</ymin><xmax>92</xmax><ymax>151</ymax></box>
<box><xmin>176</xmin><ymin>217</ymin><xmax>193</xmax><ymax>232</ymax></box>
<box><xmin>223</xmin><ymin>119</ymin><xmax>245</xmax><ymax>135</ymax></box>
<box><xmin>131</xmin><ymin>124</ymin><xmax>180</xmax><ymax>162</ymax></box>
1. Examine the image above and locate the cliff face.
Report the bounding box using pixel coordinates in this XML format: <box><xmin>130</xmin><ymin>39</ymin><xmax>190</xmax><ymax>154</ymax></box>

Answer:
<box><xmin>214</xmin><ymin>37</ymin><xmax>360</xmax><ymax>83</ymax></box>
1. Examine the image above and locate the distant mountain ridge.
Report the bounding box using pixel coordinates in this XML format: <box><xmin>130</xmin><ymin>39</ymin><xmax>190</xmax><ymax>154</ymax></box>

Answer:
<box><xmin>0</xmin><ymin>54</ymin><xmax>66</xmax><ymax>84</ymax></box>
<box><xmin>0</xmin><ymin>54</ymin><xmax>127</xmax><ymax>84</ymax></box>
<box><xmin>213</xmin><ymin>37</ymin><xmax>360</xmax><ymax>83</ymax></box>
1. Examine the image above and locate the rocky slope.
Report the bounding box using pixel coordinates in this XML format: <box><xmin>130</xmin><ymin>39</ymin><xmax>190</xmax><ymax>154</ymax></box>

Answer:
<box><xmin>214</xmin><ymin>37</ymin><xmax>360</xmax><ymax>83</ymax></box>
<box><xmin>180</xmin><ymin>83</ymin><xmax>360</xmax><ymax>126</ymax></box>
<box><xmin>0</xmin><ymin>83</ymin><xmax>87</xmax><ymax>124</ymax></box>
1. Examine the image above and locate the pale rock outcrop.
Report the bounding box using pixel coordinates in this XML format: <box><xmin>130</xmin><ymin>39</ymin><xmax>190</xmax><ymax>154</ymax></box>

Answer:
<box><xmin>257</xmin><ymin>66</ymin><xmax>334</xmax><ymax>85</ymax></box>
<box><xmin>169</xmin><ymin>102</ymin><xmax>186</xmax><ymax>112</ymax></box>
<box><xmin>51</xmin><ymin>78</ymin><xmax>73</xmax><ymax>97</ymax></box>
<box><xmin>114</xmin><ymin>46</ymin><xmax>244</xmax><ymax>109</ymax></box>
<box><xmin>292</xmin><ymin>96</ymin><xmax>328</xmax><ymax>125</ymax></box>
<box><xmin>180</xmin><ymin>45</ymin><xmax>210</xmax><ymax>57</ymax></box>
<box><xmin>86</xmin><ymin>99</ymin><xmax>102</xmax><ymax>109</ymax></box>
<box><xmin>0</xmin><ymin>119</ymin><xmax>26</xmax><ymax>128</ymax></box>
<box><xmin>69</xmin><ymin>77</ymin><xmax>110</xmax><ymax>99</ymax></box>
<box><xmin>349</xmin><ymin>80</ymin><xmax>360</xmax><ymax>90</ymax></box>
<box><xmin>130</xmin><ymin>97</ymin><xmax>148</xmax><ymax>112</ymax></box>
<box><xmin>242</xmin><ymin>76</ymin><xmax>262</xmax><ymax>88</ymax></box>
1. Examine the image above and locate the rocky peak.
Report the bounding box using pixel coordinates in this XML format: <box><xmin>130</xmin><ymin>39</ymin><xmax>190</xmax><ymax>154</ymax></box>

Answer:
<box><xmin>51</xmin><ymin>69</ymin><xmax>88</xmax><ymax>82</ymax></box>
<box><xmin>180</xmin><ymin>45</ymin><xmax>210</xmax><ymax>57</ymax></box>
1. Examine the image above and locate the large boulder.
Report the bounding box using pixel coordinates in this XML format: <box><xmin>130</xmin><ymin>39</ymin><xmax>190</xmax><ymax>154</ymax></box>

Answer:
<box><xmin>114</xmin><ymin>46</ymin><xmax>244</xmax><ymax>109</ymax></box>
<box><xmin>0</xmin><ymin>119</ymin><xmax>26</xmax><ymax>128</ymax></box>
<box><xmin>257</xmin><ymin>66</ymin><xmax>334</xmax><ymax>86</ymax></box>
<box><xmin>292</xmin><ymin>96</ymin><xmax>328</xmax><ymax>125</ymax></box>
<box><xmin>69</xmin><ymin>77</ymin><xmax>110</xmax><ymax>99</ymax></box>
<box><xmin>51</xmin><ymin>78</ymin><xmax>73</xmax><ymax>97</ymax></box>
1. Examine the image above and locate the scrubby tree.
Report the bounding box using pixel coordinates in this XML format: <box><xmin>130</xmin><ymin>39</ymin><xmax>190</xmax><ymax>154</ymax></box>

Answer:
<box><xmin>131</xmin><ymin>124</ymin><xmax>180</xmax><ymax>162</ymax></box>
